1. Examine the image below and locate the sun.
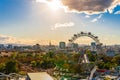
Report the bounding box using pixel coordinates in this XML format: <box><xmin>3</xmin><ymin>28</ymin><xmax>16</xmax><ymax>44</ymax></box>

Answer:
<box><xmin>47</xmin><ymin>0</ymin><xmax>62</xmax><ymax>11</ymax></box>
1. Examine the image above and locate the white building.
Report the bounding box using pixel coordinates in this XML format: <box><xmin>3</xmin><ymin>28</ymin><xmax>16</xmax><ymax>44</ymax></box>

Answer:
<box><xmin>27</xmin><ymin>72</ymin><xmax>54</xmax><ymax>80</ymax></box>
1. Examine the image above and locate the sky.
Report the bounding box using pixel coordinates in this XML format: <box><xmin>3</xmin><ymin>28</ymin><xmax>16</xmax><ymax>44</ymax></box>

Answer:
<box><xmin>0</xmin><ymin>0</ymin><xmax>120</xmax><ymax>45</ymax></box>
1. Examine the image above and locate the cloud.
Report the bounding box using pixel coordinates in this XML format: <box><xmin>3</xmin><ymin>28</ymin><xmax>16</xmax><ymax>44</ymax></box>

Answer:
<box><xmin>51</xmin><ymin>22</ymin><xmax>75</xmax><ymax>30</ymax></box>
<box><xmin>91</xmin><ymin>18</ymin><xmax>97</xmax><ymax>23</ymax></box>
<box><xmin>85</xmin><ymin>15</ymin><xmax>90</xmax><ymax>18</ymax></box>
<box><xmin>36</xmin><ymin>0</ymin><xmax>120</xmax><ymax>14</ymax></box>
<box><xmin>0</xmin><ymin>35</ymin><xmax>17</xmax><ymax>44</ymax></box>
<box><xmin>61</xmin><ymin>0</ymin><xmax>120</xmax><ymax>14</ymax></box>
<box><xmin>101</xmin><ymin>35</ymin><xmax>120</xmax><ymax>45</ymax></box>
<box><xmin>114</xmin><ymin>10</ymin><xmax>120</xmax><ymax>14</ymax></box>
<box><xmin>0</xmin><ymin>35</ymin><xmax>38</xmax><ymax>45</ymax></box>
<box><xmin>91</xmin><ymin>14</ymin><xmax>103</xmax><ymax>22</ymax></box>
<box><xmin>0</xmin><ymin>34</ymin><xmax>61</xmax><ymax>45</ymax></box>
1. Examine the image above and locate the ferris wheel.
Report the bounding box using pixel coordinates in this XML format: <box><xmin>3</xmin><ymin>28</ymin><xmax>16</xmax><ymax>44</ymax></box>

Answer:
<box><xmin>68</xmin><ymin>32</ymin><xmax>102</xmax><ymax>45</ymax></box>
<box><xmin>68</xmin><ymin>32</ymin><xmax>103</xmax><ymax>53</ymax></box>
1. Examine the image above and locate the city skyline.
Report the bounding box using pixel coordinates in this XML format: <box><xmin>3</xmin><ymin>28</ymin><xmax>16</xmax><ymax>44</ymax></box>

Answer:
<box><xmin>0</xmin><ymin>0</ymin><xmax>120</xmax><ymax>45</ymax></box>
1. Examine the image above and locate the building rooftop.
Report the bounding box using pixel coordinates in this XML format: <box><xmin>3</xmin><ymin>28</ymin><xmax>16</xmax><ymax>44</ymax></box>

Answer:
<box><xmin>27</xmin><ymin>72</ymin><xmax>54</xmax><ymax>80</ymax></box>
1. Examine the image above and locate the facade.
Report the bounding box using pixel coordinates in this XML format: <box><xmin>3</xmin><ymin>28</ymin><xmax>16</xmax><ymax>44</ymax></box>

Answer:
<box><xmin>7</xmin><ymin>44</ymin><xmax>13</xmax><ymax>50</ymax></box>
<box><xmin>0</xmin><ymin>44</ymin><xmax>5</xmax><ymax>50</ymax></box>
<box><xmin>72</xmin><ymin>43</ymin><xmax>79</xmax><ymax>49</ymax></box>
<box><xmin>106</xmin><ymin>49</ymin><xmax>115</xmax><ymax>57</ymax></box>
<box><xmin>91</xmin><ymin>42</ymin><xmax>97</xmax><ymax>51</ymax></box>
<box><xmin>59</xmin><ymin>42</ymin><xmax>66</xmax><ymax>49</ymax></box>
<box><xmin>33</xmin><ymin>44</ymin><xmax>40</xmax><ymax>51</ymax></box>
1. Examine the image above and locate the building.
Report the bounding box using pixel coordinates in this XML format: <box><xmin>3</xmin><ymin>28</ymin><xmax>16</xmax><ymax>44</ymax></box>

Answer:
<box><xmin>106</xmin><ymin>49</ymin><xmax>115</xmax><ymax>57</ymax></box>
<box><xmin>72</xmin><ymin>43</ymin><xmax>79</xmax><ymax>49</ymax></box>
<box><xmin>59</xmin><ymin>42</ymin><xmax>66</xmax><ymax>49</ymax></box>
<box><xmin>33</xmin><ymin>44</ymin><xmax>40</xmax><ymax>51</ymax></box>
<box><xmin>0</xmin><ymin>44</ymin><xmax>5</xmax><ymax>51</ymax></box>
<box><xmin>7</xmin><ymin>44</ymin><xmax>13</xmax><ymax>50</ymax></box>
<box><xmin>91</xmin><ymin>42</ymin><xmax>97</xmax><ymax>52</ymax></box>
<box><xmin>27</xmin><ymin>72</ymin><xmax>54</xmax><ymax>80</ymax></box>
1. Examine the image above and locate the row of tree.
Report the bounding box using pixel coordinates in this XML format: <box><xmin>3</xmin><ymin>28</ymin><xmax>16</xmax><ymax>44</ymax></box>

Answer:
<box><xmin>0</xmin><ymin>51</ymin><xmax>120</xmax><ymax>74</ymax></box>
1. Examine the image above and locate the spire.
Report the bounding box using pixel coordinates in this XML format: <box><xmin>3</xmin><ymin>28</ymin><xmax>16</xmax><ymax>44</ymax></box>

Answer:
<box><xmin>49</xmin><ymin>41</ymin><xmax>51</xmax><ymax>47</ymax></box>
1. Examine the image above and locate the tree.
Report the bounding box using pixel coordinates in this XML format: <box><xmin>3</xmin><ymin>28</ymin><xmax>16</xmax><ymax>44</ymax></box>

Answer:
<box><xmin>102</xmin><ymin>56</ymin><xmax>113</xmax><ymax>63</ymax></box>
<box><xmin>41</xmin><ymin>59</ymin><xmax>55</xmax><ymax>69</ymax></box>
<box><xmin>112</xmin><ymin>55</ymin><xmax>120</xmax><ymax>65</ymax></box>
<box><xmin>31</xmin><ymin>61</ymin><xmax>37</xmax><ymax>67</ymax></box>
<box><xmin>87</xmin><ymin>53</ymin><xmax>97</xmax><ymax>62</ymax></box>
<box><xmin>47</xmin><ymin>52</ymin><xmax>55</xmax><ymax>58</ymax></box>
<box><xmin>73</xmin><ymin>54</ymin><xmax>81</xmax><ymax>62</ymax></box>
<box><xmin>104</xmin><ymin>62</ymin><xmax>112</xmax><ymax>70</ymax></box>
<box><xmin>97</xmin><ymin>61</ymin><xmax>105</xmax><ymax>69</ymax></box>
<box><xmin>72</xmin><ymin>64</ymin><xmax>83</xmax><ymax>74</ymax></box>
<box><xmin>11</xmin><ymin>52</ymin><xmax>17</xmax><ymax>59</ymax></box>
<box><xmin>0</xmin><ymin>63</ymin><xmax>5</xmax><ymax>72</ymax></box>
<box><xmin>5</xmin><ymin>60</ymin><xmax>19</xmax><ymax>74</ymax></box>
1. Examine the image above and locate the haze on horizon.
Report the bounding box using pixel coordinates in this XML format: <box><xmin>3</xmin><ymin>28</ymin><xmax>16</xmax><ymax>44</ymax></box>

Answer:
<box><xmin>0</xmin><ymin>0</ymin><xmax>120</xmax><ymax>45</ymax></box>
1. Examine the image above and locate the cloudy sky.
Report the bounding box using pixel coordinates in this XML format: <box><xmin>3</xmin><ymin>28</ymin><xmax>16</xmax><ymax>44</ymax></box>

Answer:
<box><xmin>0</xmin><ymin>0</ymin><xmax>120</xmax><ymax>45</ymax></box>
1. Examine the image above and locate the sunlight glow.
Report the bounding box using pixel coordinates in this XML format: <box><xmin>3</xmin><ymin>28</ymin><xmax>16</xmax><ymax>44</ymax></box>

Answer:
<box><xmin>36</xmin><ymin>0</ymin><xmax>63</xmax><ymax>11</ymax></box>
<box><xmin>47</xmin><ymin>0</ymin><xmax>62</xmax><ymax>11</ymax></box>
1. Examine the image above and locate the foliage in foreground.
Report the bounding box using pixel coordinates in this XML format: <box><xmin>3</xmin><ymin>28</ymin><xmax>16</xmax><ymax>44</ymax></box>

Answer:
<box><xmin>0</xmin><ymin>51</ymin><xmax>120</xmax><ymax>74</ymax></box>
